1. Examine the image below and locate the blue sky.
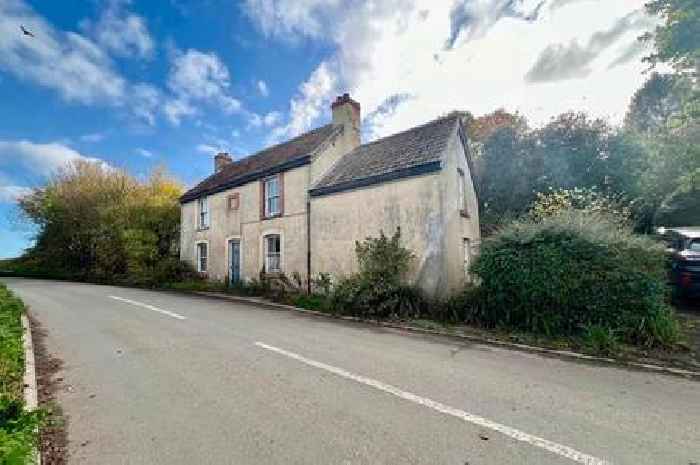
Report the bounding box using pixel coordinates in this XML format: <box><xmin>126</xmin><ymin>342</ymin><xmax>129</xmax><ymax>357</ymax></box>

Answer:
<box><xmin>0</xmin><ymin>0</ymin><xmax>655</xmax><ymax>258</ymax></box>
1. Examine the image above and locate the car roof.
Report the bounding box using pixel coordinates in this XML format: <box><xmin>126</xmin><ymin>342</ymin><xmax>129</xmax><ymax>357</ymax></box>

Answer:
<box><xmin>665</xmin><ymin>227</ymin><xmax>700</xmax><ymax>239</ymax></box>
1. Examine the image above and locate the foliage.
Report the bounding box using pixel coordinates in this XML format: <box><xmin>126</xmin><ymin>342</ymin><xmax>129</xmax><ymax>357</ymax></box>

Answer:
<box><xmin>0</xmin><ymin>284</ymin><xmax>43</xmax><ymax>465</ymax></box>
<box><xmin>470</xmin><ymin>210</ymin><xmax>680</xmax><ymax>347</ymax></box>
<box><xmin>529</xmin><ymin>188</ymin><xmax>633</xmax><ymax>226</ymax></box>
<box><xmin>17</xmin><ymin>160</ymin><xmax>185</xmax><ymax>286</ymax></box>
<box><xmin>643</xmin><ymin>0</ymin><xmax>700</xmax><ymax>77</ymax></box>
<box><xmin>624</xmin><ymin>72</ymin><xmax>691</xmax><ymax>133</ymax></box>
<box><xmin>581</xmin><ymin>325</ymin><xmax>620</xmax><ymax>356</ymax></box>
<box><xmin>654</xmin><ymin>168</ymin><xmax>700</xmax><ymax>226</ymax></box>
<box><xmin>325</xmin><ymin>229</ymin><xmax>425</xmax><ymax>319</ymax></box>
<box><xmin>642</xmin><ymin>0</ymin><xmax>700</xmax><ymax>121</ymax></box>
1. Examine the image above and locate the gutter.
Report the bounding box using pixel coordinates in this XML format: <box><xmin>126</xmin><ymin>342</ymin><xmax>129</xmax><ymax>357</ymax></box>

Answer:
<box><xmin>309</xmin><ymin>161</ymin><xmax>442</xmax><ymax>197</ymax></box>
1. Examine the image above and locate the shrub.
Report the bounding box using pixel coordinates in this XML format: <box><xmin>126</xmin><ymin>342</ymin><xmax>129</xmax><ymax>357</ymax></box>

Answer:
<box><xmin>471</xmin><ymin>209</ymin><xmax>680</xmax><ymax>347</ymax></box>
<box><xmin>582</xmin><ymin>325</ymin><xmax>619</xmax><ymax>356</ymax></box>
<box><xmin>326</xmin><ymin>229</ymin><xmax>426</xmax><ymax>319</ymax></box>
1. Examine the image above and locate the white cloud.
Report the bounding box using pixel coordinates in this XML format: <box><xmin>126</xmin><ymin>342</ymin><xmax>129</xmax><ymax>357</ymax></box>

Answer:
<box><xmin>0</xmin><ymin>185</ymin><xmax>31</xmax><ymax>203</ymax></box>
<box><xmin>525</xmin><ymin>9</ymin><xmax>656</xmax><ymax>83</ymax></box>
<box><xmin>0</xmin><ymin>140</ymin><xmax>107</xmax><ymax>177</ymax></box>
<box><xmin>80</xmin><ymin>132</ymin><xmax>106</xmax><ymax>143</ymax></box>
<box><xmin>247</xmin><ymin>110</ymin><xmax>282</xmax><ymax>129</ymax></box>
<box><xmin>82</xmin><ymin>0</ymin><xmax>155</xmax><ymax>59</ymax></box>
<box><xmin>247</xmin><ymin>0</ymin><xmax>655</xmax><ymax>139</ymax></box>
<box><xmin>135</xmin><ymin>148</ymin><xmax>153</xmax><ymax>158</ymax></box>
<box><xmin>257</xmin><ymin>79</ymin><xmax>269</xmax><ymax>97</ymax></box>
<box><xmin>243</xmin><ymin>0</ymin><xmax>343</xmax><ymax>41</ymax></box>
<box><xmin>0</xmin><ymin>0</ymin><xmax>160</xmax><ymax>125</ymax></box>
<box><xmin>165</xmin><ymin>48</ymin><xmax>242</xmax><ymax>125</ymax></box>
<box><xmin>268</xmin><ymin>61</ymin><xmax>337</xmax><ymax>143</ymax></box>
<box><xmin>163</xmin><ymin>97</ymin><xmax>197</xmax><ymax>125</ymax></box>
<box><xmin>131</xmin><ymin>83</ymin><xmax>161</xmax><ymax>126</ymax></box>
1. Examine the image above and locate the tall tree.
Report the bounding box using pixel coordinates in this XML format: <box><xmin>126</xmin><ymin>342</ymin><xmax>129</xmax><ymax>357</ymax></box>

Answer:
<box><xmin>643</xmin><ymin>0</ymin><xmax>700</xmax><ymax>120</ymax></box>
<box><xmin>624</xmin><ymin>72</ymin><xmax>690</xmax><ymax>133</ymax></box>
<box><xmin>18</xmin><ymin>160</ymin><xmax>185</xmax><ymax>283</ymax></box>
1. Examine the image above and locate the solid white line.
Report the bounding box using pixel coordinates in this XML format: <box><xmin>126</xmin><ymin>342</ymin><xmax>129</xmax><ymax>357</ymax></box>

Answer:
<box><xmin>254</xmin><ymin>341</ymin><xmax>611</xmax><ymax>465</ymax></box>
<box><xmin>108</xmin><ymin>296</ymin><xmax>187</xmax><ymax>320</ymax></box>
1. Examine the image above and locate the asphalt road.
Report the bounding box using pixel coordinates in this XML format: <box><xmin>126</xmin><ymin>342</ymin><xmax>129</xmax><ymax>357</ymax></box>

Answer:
<box><xmin>4</xmin><ymin>278</ymin><xmax>699</xmax><ymax>465</ymax></box>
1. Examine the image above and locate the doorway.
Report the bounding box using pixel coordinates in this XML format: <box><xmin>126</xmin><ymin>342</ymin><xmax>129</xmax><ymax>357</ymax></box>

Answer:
<box><xmin>228</xmin><ymin>239</ymin><xmax>241</xmax><ymax>285</ymax></box>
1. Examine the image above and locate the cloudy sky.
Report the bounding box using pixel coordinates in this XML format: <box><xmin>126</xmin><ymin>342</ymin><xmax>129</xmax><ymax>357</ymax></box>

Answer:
<box><xmin>0</xmin><ymin>0</ymin><xmax>656</xmax><ymax>257</ymax></box>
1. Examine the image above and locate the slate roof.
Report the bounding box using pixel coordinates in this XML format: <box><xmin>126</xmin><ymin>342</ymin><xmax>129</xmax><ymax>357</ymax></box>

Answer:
<box><xmin>309</xmin><ymin>114</ymin><xmax>460</xmax><ymax>197</ymax></box>
<box><xmin>181</xmin><ymin>123</ymin><xmax>338</xmax><ymax>203</ymax></box>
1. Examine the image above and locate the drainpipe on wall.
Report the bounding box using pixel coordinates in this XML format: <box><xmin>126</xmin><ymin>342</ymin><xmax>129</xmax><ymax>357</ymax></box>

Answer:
<box><xmin>306</xmin><ymin>199</ymin><xmax>312</xmax><ymax>294</ymax></box>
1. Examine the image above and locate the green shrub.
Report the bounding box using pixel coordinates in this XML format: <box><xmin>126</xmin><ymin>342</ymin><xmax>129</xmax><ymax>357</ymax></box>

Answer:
<box><xmin>582</xmin><ymin>325</ymin><xmax>620</xmax><ymax>356</ymax></box>
<box><xmin>290</xmin><ymin>294</ymin><xmax>328</xmax><ymax>312</ymax></box>
<box><xmin>326</xmin><ymin>229</ymin><xmax>427</xmax><ymax>319</ymax></box>
<box><xmin>471</xmin><ymin>209</ymin><xmax>680</xmax><ymax>347</ymax></box>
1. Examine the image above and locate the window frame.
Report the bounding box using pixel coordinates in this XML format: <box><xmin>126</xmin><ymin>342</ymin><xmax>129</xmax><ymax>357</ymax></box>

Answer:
<box><xmin>457</xmin><ymin>168</ymin><xmax>468</xmax><ymax>217</ymax></box>
<box><xmin>263</xmin><ymin>175</ymin><xmax>281</xmax><ymax>218</ymax></box>
<box><xmin>264</xmin><ymin>234</ymin><xmax>281</xmax><ymax>273</ymax></box>
<box><xmin>198</xmin><ymin>196</ymin><xmax>210</xmax><ymax>229</ymax></box>
<box><xmin>227</xmin><ymin>193</ymin><xmax>240</xmax><ymax>211</ymax></box>
<box><xmin>196</xmin><ymin>242</ymin><xmax>208</xmax><ymax>273</ymax></box>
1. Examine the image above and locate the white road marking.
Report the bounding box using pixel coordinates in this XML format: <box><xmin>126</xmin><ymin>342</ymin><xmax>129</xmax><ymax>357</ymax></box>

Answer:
<box><xmin>108</xmin><ymin>296</ymin><xmax>187</xmax><ymax>320</ymax></box>
<box><xmin>254</xmin><ymin>341</ymin><xmax>610</xmax><ymax>465</ymax></box>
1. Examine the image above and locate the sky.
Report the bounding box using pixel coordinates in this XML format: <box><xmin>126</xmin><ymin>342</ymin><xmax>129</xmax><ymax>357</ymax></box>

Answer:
<box><xmin>0</xmin><ymin>0</ymin><xmax>657</xmax><ymax>258</ymax></box>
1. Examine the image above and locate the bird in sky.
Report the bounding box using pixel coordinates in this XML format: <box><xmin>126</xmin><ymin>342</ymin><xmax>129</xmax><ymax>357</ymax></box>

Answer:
<box><xmin>20</xmin><ymin>25</ymin><xmax>35</xmax><ymax>37</ymax></box>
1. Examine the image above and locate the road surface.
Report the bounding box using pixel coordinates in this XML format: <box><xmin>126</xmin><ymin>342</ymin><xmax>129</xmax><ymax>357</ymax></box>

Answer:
<box><xmin>3</xmin><ymin>278</ymin><xmax>699</xmax><ymax>465</ymax></box>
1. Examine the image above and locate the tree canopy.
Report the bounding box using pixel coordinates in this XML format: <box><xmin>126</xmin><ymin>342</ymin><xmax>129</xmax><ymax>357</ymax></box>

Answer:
<box><xmin>17</xmin><ymin>160</ymin><xmax>187</xmax><ymax>284</ymax></box>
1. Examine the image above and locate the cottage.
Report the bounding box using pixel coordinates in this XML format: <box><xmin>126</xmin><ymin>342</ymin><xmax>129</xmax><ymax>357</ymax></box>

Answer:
<box><xmin>180</xmin><ymin>94</ymin><xmax>480</xmax><ymax>297</ymax></box>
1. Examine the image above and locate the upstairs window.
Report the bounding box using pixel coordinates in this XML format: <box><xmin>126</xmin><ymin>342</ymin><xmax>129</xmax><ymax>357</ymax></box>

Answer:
<box><xmin>197</xmin><ymin>242</ymin><xmax>208</xmax><ymax>273</ymax></box>
<box><xmin>264</xmin><ymin>176</ymin><xmax>280</xmax><ymax>217</ymax></box>
<box><xmin>198</xmin><ymin>196</ymin><xmax>209</xmax><ymax>229</ymax></box>
<box><xmin>228</xmin><ymin>193</ymin><xmax>240</xmax><ymax>211</ymax></box>
<box><xmin>264</xmin><ymin>234</ymin><xmax>281</xmax><ymax>273</ymax></box>
<box><xmin>458</xmin><ymin>168</ymin><xmax>467</xmax><ymax>214</ymax></box>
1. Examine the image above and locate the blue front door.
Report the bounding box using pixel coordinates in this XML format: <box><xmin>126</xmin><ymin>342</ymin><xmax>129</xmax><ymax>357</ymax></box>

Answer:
<box><xmin>229</xmin><ymin>239</ymin><xmax>240</xmax><ymax>285</ymax></box>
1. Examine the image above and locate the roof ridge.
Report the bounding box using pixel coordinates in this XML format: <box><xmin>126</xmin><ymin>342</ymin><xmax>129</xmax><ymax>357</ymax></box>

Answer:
<box><xmin>357</xmin><ymin>113</ymin><xmax>459</xmax><ymax>150</ymax></box>
<box><xmin>227</xmin><ymin>123</ymin><xmax>334</xmax><ymax>168</ymax></box>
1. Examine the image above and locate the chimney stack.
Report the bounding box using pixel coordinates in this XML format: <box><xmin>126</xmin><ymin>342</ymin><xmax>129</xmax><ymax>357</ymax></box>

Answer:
<box><xmin>331</xmin><ymin>93</ymin><xmax>361</xmax><ymax>146</ymax></box>
<box><xmin>214</xmin><ymin>152</ymin><xmax>232</xmax><ymax>173</ymax></box>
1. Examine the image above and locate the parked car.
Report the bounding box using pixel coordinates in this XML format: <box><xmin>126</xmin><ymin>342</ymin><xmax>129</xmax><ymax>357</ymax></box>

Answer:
<box><xmin>658</xmin><ymin>227</ymin><xmax>700</xmax><ymax>299</ymax></box>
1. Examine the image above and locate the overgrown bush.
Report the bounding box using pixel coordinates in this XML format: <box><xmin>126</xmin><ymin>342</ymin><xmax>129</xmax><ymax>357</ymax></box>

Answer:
<box><xmin>0</xmin><ymin>284</ymin><xmax>43</xmax><ymax>464</ymax></box>
<box><xmin>470</xmin><ymin>209</ymin><xmax>680</xmax><ymax>347</ymax></box>
<box><xmin>326</xmin><ymin>229</ymin><xmax>427</xmax><ymax>319</ymax></box>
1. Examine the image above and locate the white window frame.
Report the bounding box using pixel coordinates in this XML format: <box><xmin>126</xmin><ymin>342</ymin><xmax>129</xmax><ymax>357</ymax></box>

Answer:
<box><xmin>198</xmin><ymin>196</ymin><xmax>210</xmax><ymax>229</ymax></box>
<box><xmin>196</xmin><ymin>241</ymin><xmax>208</xmax><ymax>273</ymax></box>
<box><xmin>263</xmin><ymin>176</ymin><xmax>280</xmax><ymax>218</ymax></box>
<box><xmin>264</xmin><ymin>234</ymin><xmax>281</xmax><ymax>273</ymax></box>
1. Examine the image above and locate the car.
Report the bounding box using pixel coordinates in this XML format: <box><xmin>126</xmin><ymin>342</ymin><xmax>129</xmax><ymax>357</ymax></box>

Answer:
<box><xmin>658</xmin><ymin>227</ymin><xmax>700</xmax><ymax>299</ymax></box>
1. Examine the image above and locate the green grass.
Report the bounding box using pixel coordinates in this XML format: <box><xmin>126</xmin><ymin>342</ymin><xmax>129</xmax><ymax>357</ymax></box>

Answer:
<box><xmin>0</xmin><ymin>284</ymin><xmax>43</xmax><ymax>464</ymax></box>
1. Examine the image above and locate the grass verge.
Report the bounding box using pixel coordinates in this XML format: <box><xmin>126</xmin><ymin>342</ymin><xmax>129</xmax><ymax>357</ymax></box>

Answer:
<box><xmin>0</xmin><ymin>283</ymin><xmax>43</xmax><ymax>464</ymax></box>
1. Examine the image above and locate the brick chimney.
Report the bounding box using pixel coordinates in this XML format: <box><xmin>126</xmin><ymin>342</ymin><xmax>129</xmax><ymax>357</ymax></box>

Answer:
<box><xmin>331</xmin><ymin>93</ymin><xmax>361</xmax><ymax>146</ymax></box>
<box><xmin>214</xmin><ymin>152</ymin><xmax>232</xmax><ymax>173</ymax></box>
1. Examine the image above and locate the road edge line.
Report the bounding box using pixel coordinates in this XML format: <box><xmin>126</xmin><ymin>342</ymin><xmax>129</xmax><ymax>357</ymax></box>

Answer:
<box><xmin>22</xmin><ymin>313</ymin><xmax>41</xmax><ymax>465</ymax></box>
<box><xmin>190</xmin><ymin>291</ymin><xmax>700</xmax><ymax>380</ymax></box>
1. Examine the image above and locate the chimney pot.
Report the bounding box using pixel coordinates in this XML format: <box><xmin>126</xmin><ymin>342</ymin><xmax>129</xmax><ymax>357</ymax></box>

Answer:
<box><xmin>214</xmin><ymin>152</ymin><xmax>233</xmax><ymax>173</ymax></box>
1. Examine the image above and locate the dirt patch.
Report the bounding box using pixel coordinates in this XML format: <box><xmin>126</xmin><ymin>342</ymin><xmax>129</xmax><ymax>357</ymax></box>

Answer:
<box><xmin>28</xmin><ymin>313</ymin><xmax>69</xmax><ymax>465</ymax></box>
